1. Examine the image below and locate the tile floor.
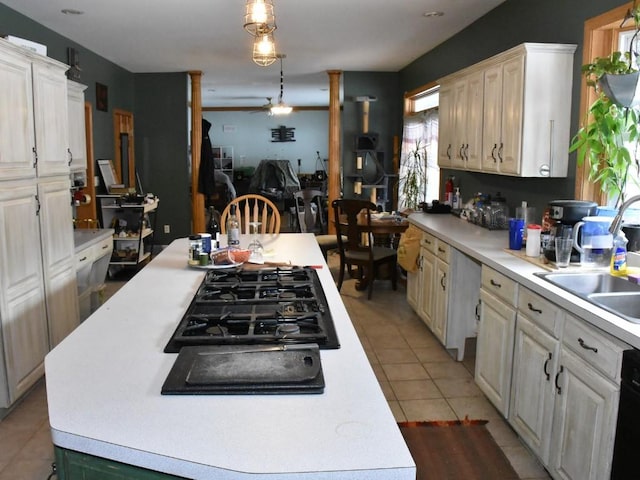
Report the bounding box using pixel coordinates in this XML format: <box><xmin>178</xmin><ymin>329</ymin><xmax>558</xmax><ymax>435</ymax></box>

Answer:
<box><xmin>0</xmin><ymin>255</ymin><xmax>551</xmax><ymax>479</ymax></box>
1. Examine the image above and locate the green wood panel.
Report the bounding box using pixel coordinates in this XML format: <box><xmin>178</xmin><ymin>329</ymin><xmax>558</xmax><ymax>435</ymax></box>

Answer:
<box><xmin>54</xmin><ymin>447</ymin><xmax>189</xmax><ymax>480</ymax></box>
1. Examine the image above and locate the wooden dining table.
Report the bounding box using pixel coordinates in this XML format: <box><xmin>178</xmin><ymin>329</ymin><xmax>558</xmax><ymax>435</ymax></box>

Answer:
<box><xmin>335</xmin><ymin>213</ymin><xmax>409</xmax><ymax>290</ymax></box>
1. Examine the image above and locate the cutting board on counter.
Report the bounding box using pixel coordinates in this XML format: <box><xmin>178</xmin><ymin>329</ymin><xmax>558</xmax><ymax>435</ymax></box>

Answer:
<box><xmin>161</xmin><ymin>344</ymin><xmax>324</xmax><ymax>395</ymax></box>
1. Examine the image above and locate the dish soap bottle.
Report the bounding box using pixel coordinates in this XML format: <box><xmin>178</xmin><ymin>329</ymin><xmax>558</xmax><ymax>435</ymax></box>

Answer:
<box><xmin>226</xmin><ymin>204</ymin><xmax>240</xmax><ymax>248</ymax></box>
<box><xmin>610</xmin><ymin>231</ymin><xmax>628</xmax><ymax>276</ymax></box>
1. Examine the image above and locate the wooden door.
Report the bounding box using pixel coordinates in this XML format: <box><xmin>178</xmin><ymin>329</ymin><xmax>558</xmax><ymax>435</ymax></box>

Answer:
<box><xmin>113</xmin><ymin>109</ymin><xmax>135</xmax><ymax>189</ymax></box>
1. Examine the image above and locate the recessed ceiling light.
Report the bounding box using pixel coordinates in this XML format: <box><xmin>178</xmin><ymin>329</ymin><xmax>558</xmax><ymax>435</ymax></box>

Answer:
<box><xmin>61</xmin><ymin>8</ymin><xmax>84</xmax><ymax>15</ymax></box>
<box><xmin>423</xmin><ymin>11</ymin><xmax>444</xmax><ymax>18</ymax></box>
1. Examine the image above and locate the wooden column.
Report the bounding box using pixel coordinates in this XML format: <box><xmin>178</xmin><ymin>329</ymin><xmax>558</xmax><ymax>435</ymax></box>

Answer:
<box><xmin>327</xmin><ymin>70</ymin><xmax>342</xmax><ymax>234</ymax></box>
<box><xmin>190</xmin><ymin>71</ymin><xmax>204</xmax><ymax>233</ymax></box>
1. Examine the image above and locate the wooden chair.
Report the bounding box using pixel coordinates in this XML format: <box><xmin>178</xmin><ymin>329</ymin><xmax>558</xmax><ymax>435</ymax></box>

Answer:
<box><xmin>332</xmin><ymin>199</ymin><xmax>398</xmax><ymax>300</ymax></box>
<box><xmin>293</xmin><ymin>189</ymin><xmax>341</xmax><ymax>259</ymax></box>
<box><xmin>220</xmin><ymin>194</ymin><xmax>281</xmax><ymax>234</ymax></box>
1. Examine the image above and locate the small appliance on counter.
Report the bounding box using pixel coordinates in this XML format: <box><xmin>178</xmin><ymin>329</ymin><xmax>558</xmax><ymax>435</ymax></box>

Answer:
<box><xmin>543</xmin><ymin>199</ymin><xmax>598</xmax><ymax>263</ymax></box>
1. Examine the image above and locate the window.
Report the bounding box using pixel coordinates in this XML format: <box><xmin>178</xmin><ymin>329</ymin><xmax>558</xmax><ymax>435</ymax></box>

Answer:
<box><xmin>399</xmin><ymin>84</ymin><xmax>440</xmax><ymax>210</ymax></box>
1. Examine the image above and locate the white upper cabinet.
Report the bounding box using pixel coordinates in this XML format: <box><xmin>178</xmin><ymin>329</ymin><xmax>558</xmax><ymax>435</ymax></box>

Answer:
<box><xmin>439</xmin><ymin>43</ymin><xmax>577</xmax><ymax>178</ymax></box>
<box><xmin>0</xmin><ymin>38</ymin><xmax>69</xmax><ymax>181</ymax></box>
<box><xmin>67</xmin><ymin>81</ymin><xmax>88</xmax><ymax>172</ymax></box>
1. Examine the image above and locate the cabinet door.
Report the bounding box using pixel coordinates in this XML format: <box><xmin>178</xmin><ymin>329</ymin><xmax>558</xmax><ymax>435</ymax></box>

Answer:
<box><xmin>550</xmin><ymin>348</ymin><xmax>619</xmax><ymax>480</ymax></box>
<box><xmin>32</xmin><ymin>62</ymin><xmax>69</xmax><ymax>177</ymax></box>
<box><xmin>465</xmin><ymin>71</ymin><xmax>484</xmax><ymax>170</ymax></box>
<box><xmin>509</xmin><ymin>313</ymin><xmax>558</xmax><ymax>464</ymax></box>
<box><xmin>482</xmin><ymin>64</ymin><xmax>503</xmax><ymax>172</ymax></box>
<box><xmin>0</xmin><ymin>45</ymin><xmax>36</xmax><ymax>180</ymax></box>
<box><xmin>406</xmin><ymin>256</ymin><xmax>421</xmax><ymax>310</ymax></box>
<box><xmin>451</xmin><ymin>79</ymin><xmax>468</xmax><ymax>169</ymax></box>
<box><xmin>418</xmin><ymin>247</ymin><xmax>435</xmax><ymax>327</ymax></box>
<box><xmin>437</xmin><ymin>85</ymin><xmax>453</xmax><ymax>168</ymax></box>
<box><xmin>475</xmin><ymin>289</ymin><xmax>516</xmax><ymax>417</ymax></box>
<box><xmin>431</xmin><ymin>257</ymin><xmax>448</xmax><ymax>344</ymax></box>
<box><xmin>67</xmin><ymin>81</ymin><xmax>87</xmax><ymax>172</ymax></box>
<box><xmin>499</xmin><ymin>56</ymin><xmax>525</xmax><ymax>175</ymax></box>
<box><xmin>0</xmin><ymin>183</ymin><xmax>48</xmax><ymax>406</ymax></box>
<box><xmin>38</xmin><ymin>178</ymin><xmax>79</xmax><ymax>348</ymax></box>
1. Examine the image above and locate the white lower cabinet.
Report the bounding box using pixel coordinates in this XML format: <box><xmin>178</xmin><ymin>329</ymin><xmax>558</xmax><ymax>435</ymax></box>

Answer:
<box><xmin>476</xmin><ymin>266</ymin><xmax>518</xmax><ymax>417</ymax></box>
<box><xmin>406</xmin><ymin>230</ymin><xmax>480</xmax><ymax>360</ymax></box>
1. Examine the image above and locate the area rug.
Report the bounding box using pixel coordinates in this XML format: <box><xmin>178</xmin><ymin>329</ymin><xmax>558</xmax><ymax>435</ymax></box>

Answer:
<box><xmin>399</xmin><ymin>419</ymin><xmax>520</xmax><ymax>480</ymax></box>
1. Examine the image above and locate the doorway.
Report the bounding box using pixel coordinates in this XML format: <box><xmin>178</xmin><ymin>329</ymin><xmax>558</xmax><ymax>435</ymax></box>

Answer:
<box><xmin>113</xmin><ymin>109</ymin><xmax>136</xmax><ymax>189</ymax></box>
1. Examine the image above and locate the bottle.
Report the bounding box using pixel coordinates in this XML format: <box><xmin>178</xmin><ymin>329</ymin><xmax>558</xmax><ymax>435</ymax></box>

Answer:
<box><xmin>444</xmin><ymin>176</ymin><xmax>454</xmax><ymax>206</ymax></box>
<box><xmin>452</xmin><ymin>187</ymin><xmax>461</xmax><ymax>209</ymax></box>
<box><xmin>226</xmin><ymin>204</ymin><xmax>240</xmax><ymax>248</ymax></box>
<box><xmin>207</xmin><ymin>206</ymin><xmax>221</xmax><ymax>248</ymax></box>
<box><xmin>610</xmin><ymin>231</ymin><xmax>628</xmax><ymax>276</ymax></box>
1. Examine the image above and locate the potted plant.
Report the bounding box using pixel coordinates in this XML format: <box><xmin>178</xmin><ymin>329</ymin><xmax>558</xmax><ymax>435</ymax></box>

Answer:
<box><xmin>399</xmin><ymin>139</ymin><xmax>428</xmax><ymax>210</ymax></box>
<box><xmin>570</xmin><ymin>4</ymin><xmax>640</xmax><ymax>207</ymax></box>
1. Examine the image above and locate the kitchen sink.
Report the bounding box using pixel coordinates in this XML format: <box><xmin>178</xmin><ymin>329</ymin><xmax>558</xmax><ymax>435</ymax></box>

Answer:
<box><xmin>535</xmin><ymin>271</ymin><xmax>640</xmax><ymax>323</ymax></box>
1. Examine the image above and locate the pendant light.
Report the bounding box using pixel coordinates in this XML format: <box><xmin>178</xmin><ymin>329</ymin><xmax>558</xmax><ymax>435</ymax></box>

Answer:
<box><xmin>252</xmin><ymin>30</ymin><xmax>277</xmax><ymax>66</ymax></box>
<box><xmin>271</xmin><ymin>54</ymin><xmax>292</xmax><ymax>115</ymax></box>
<box><xmin>243</xmin><ymin>0</ymin><xmax>276</xmax><ymax>36</ymax></box>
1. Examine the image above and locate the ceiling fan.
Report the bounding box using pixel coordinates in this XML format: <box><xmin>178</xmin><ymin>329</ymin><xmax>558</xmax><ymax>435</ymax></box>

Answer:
<box><xmin>250</xmin><ymin>97</ymin><xmax>274</xmax><ymax>115</ymax></box>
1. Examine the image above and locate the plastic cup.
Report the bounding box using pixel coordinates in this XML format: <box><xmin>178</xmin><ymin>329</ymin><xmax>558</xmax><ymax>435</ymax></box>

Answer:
<box><xmin>555</xmin><ymin>237</ymin><xmax>573</xmax><ymax>268</ymax></box>
<box><xmin>509</xmin><ymin>218</ymin><xmax>525</xmax><ymax>250</ymax></box>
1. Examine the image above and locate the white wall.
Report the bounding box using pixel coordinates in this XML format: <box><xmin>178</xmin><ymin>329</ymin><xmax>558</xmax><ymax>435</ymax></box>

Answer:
<box><xmin>202</xmin><ymin>110</ymin><xmax>329</xmax><ymax>174</ymax></box>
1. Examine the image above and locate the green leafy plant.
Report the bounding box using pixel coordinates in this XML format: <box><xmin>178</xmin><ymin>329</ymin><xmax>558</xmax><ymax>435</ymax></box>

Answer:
<box><xmin>570</xmin><ymin>6</ymin><xmax>640</xmax><ymax>207</ymax></box>
<box><xmin>400</xmin><ymin>139</ymin><xmax>428</xmax><ymax>210</ymax></box>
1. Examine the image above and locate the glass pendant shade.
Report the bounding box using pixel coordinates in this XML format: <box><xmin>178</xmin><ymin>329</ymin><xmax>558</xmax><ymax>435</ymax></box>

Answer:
<box><xmin>252</xmin><ymin>33</ymin><xmax>277</xmax><ymax>66</ymax></box>
<box><xmin>244</xmin><ymin>0</ymin><xmax>276</xmax><ymax>36</ymax></box>
<box><xmin>270</xmin><ymin>103</ymin><xmax>292</xmax><ymax>115</ymax></box>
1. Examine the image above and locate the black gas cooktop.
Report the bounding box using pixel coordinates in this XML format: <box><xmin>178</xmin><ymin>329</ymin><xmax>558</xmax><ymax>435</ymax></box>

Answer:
<box><xmin>164</xmin><ymin>266</ymin><xmax>340</xmax><ymax>353</ymax></box>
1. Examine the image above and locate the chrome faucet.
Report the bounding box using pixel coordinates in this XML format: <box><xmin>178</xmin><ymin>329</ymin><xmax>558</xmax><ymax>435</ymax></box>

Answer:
<box><xmin>609</xmin><ymin>195</ymin><xmax>640</xmax><ymax>235</ymax></box>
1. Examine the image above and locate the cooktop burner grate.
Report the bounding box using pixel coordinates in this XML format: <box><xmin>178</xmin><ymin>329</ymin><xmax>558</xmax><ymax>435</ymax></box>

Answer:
<box><xmin>164</xmin><ymin>266</ymin><xmax>339</xmax><ymax>353</ymax></box>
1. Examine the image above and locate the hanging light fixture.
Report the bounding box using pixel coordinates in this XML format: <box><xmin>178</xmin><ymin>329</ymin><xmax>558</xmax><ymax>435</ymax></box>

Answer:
<box><xmin>271</xmin><ymin>54</ymin><xmax>292</xmax><ymax>115</ymax></box>
<box><xmin>244</xmin><ymin>0</ymin><xmax>276</xmax><ymax>36</ymax></box>
<box><xmin>252</xmin><ymin>30</ymin><xmax>277</xmax><ymax>66</ymax></box>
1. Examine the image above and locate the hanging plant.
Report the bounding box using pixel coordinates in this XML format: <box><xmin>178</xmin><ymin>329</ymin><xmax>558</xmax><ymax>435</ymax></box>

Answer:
<box><xmin>570</xmin><ymin>4</ymin><xmax>640</xmax><ymax>207</ymax></box>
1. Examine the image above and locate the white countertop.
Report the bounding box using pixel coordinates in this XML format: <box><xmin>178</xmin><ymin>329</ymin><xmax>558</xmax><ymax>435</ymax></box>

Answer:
<box><xmin>45</xmin><ymin>233</ymin><xmax>416</xmax><ymax>479</ymax></box>
<box><xmin>409</xmin><ymin>212</ymin><xmax>640</xmax><ymax>349</ymax></box>
<box><xmin>73</xmin><ymin>228</ymin><xmax>114</xmax><ymax>253</ymax></box>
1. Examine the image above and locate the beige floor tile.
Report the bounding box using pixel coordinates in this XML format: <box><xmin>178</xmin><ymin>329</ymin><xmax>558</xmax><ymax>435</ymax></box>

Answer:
<box><xmin>378</xmin><ymin>380</ymin><xmax>396</xmax><ymax>401</ymax></box>
<box><xmin>375</xmin><ymin>348</ymin><xmax>419</xmax><ymax>364</ymax></box>
<box><xmin>390</xmin><ymin>379</ymin><xmax>442</xmax><ymax>401</ymax></box>
<box><xmin>381</xmin><ymin>363</ymin><xmax>429</xmax><ymax>381</ymax></box>
<box><xmin>370</xmin><ymin>363</ymin><xmax>388</xmax><ymax>383</ymax></box>
<box><xmin>501</xmin><ymin>445</ymin><xmax>551</xmax><ymax>479</ymax></box>
<box><xmin>423</xmin><ymin>361</ymin><xmax>473</xmax><ymax>379</ymax></box>
<box><xmin>485</xmin><ymin>417</ymin><xmax>523</xmax><ymax>447</ymax></box>
<box><xmin>367</xmin><ymin>334</ymin><xmax>411</xmax><ymax>350</ymax></box>
<box><xmin>399</xmin><ymin>398</ymin><xmax>457</xmax><ymax>422</ymax></box>
<box><xmin>447</xmin><ymin>395</ymin><xmax>504</xmax><ymax>421</ymax></box>
<box><xmin>412</xmin><ymin>345</ymin><xmax>453</xmax><ymax>363</ymax></box>
<box><xmin>387</xmin><ymin>401</ymin><xmax>407</xmax><ymax>423</ymax></box>
<box><xmin>434</xmin><ymin>377</ymin><xmax>483</xmax><ymax>398</ymax></box>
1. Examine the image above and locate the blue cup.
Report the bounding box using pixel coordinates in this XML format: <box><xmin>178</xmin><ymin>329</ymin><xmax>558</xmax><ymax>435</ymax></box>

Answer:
<box><xmin>509</xmin><ymin>218</ymin><xmax>525</xmax><ymax>250</ymax></box>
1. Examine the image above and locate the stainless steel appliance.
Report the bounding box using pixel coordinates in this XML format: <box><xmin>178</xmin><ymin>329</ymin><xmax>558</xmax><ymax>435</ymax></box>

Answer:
<box><xmin>543</xmin><ymin>200</ymin><xmax>598</xmax><ymax>262</ymax></box>
<box><xmin>162</xmin><ymin>266</ymin><xmax>339</xmax><ymax>394</ymax></box>
<box><xmin>611</xmin><ymin>349</ymin><xmax>640</xmax><ymax>478</ymax></box>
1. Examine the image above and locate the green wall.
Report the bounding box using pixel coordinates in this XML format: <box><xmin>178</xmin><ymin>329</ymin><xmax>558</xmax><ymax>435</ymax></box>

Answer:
<box><xmin>399</xmin><ymin>0</ymin><xmax>631</xmax><ymax>216</ymax></box>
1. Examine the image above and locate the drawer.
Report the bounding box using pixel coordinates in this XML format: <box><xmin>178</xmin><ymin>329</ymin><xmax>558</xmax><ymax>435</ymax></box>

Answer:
<box><xmin>92</xmin><ymin>236</ymin><xmax>113</xmax><ymax>259</ymax></box>
<box><xmin>75</xmin><ymin>248</ymin><xmax>93</xmax><ymax>270</ymax></box>
<box><xmin>435</xmin><ymin>240</ymin><xmax>450</xmax><ymax>262</ymax></box>
<box><xmin>481</xmin><ymin>266</ymin><xmax>518</xmax><ymax>307</ymax></box>
<box><xmin>563</xmin><ymin>313</ymin><xmax>629</xmax><ymax>382</ymax></box>
<box><xmin>517</xmin><ymin>287</ymin><xmax>562</xmax><ymax>338</ymax></box>
<box><xmin>421</xmin><ymin>232</ymin><xmax>436</xmax><ymax>253</ymax></box>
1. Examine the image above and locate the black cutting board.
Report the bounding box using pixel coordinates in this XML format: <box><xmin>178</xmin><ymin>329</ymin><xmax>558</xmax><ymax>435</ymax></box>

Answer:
<box><xmin>161</xmin><ymin>344</ymin><xmax>324</xmax><ymax>395</ymax></box>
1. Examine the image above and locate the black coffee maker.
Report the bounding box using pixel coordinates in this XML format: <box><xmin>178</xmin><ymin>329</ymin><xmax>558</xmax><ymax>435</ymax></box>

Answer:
<box><xmin>543</xmin><ymin>200</ymin><xmax>598</xmax><ymax>262</ymax></box>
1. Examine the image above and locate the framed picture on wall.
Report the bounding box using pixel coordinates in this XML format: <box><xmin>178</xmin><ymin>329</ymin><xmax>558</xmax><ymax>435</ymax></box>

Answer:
<box><xmin>96</xmin><ymin>82</ymin><xmax>108</xmax><ymax>112</ymax></box>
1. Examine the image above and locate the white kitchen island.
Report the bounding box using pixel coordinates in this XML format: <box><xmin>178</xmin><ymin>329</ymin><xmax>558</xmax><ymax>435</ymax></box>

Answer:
<box><xmin>45</xmin><ymin>234</ymin><xmax>416</xmax><ymax>480</ymax></box>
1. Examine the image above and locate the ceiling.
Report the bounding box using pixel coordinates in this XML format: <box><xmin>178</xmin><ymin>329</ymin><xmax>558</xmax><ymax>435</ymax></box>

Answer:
<box><xmin>3</xmin><ymin>0</ymin><xmax>506</xmax><ymax>108</ymax></box>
